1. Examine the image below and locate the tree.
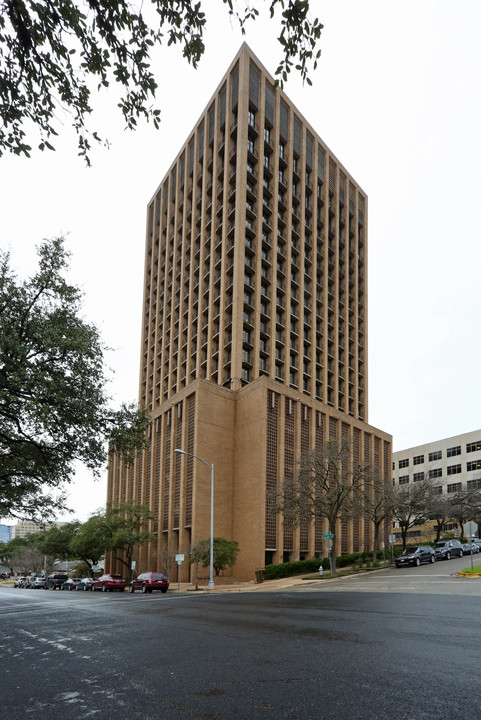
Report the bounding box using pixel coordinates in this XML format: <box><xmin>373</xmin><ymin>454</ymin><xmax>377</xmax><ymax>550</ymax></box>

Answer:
<box><xmin>356</xmin><ymin>468</ymin><xmax>393</xmax><ymax>566</ymax></box>
<box><xmin>0</xmin><ymin>237</ymin><xmax>150</xmax><ymax>519</ymax></box>
<box><xmin>189</xmin><ymin>538</ymin><xmax>210</xmax><ymax>590</ymax></box>
<box><xmin>391</xmin><ymin>480</ymin><xmax>433</xmax><ymax>551</ymax></box>
<box><xmin>102</xmin><ymin>502</ymin><xmax>156</xmax><ymax>580</ymax></box>
<box><xmin>68</xmin><ymin>515</ymin><xmax>112</xmax><ymax>573</ymax></box>
<box><xmin>189</xmin><ymin>537</ymin><xmax>239</xmax><ymax>581</ymax></box>
<box><xmin>426</xmin><ymin>494</ymin><xmax>453</xmax><ymax>543</ymax></box>
<box><xmin>275</xmin><ymin>440</ymin><xmax>366</xmax><ymax>573</ymax></box>
<box><xmin>0</xmin><ymin>1</ymin><xmax>323</xmax><ymax>163</ymax></box>
<box><xmin>0</xmin><ymin>537</ymin><xmax>29</xmax><ymax>574</ymax></box>
<box><xmin>450</xmin><ymin>489</ymin><xmax>481</xmax><ymax>538</ymax></box>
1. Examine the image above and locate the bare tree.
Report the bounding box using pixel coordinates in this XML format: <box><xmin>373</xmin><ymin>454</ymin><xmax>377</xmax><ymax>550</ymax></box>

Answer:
<box><xmin>426</xmin><ymin>493</ymin><xmax>453</xmax><ymax>542</ymax></box>
<box><xmin>391</xmin><ymin>480</ymin><xmax>433</xmax><ymax>551</ymax></box>
<box><xmin>356</xmin><ymin>468</ymin><xmax>393</xmax><ymax>566</ymax></box>
<box><xmin>450</xmin><ymin>489</ymin><xmax>481</xmax><ymax>537</ymax></box>
<box><xmin>151</xmin><ymin>536</ymin><xmax>176</xmax><ymax>578</ymax></box>
<box><xmin>275</xmin><ymin>440</ymin><xmax>366</xmax><ymax>573</ymax></box>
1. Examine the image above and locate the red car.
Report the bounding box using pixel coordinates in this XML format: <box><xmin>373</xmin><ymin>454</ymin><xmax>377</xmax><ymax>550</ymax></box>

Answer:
<box><xmin>92</xmin><ymin>574</ymin><xmax>126</xmax><ymax>592</ymax></box>
<box><xmin>129</xmin><ymin>572</ymin><xmax>169</xmax><ymax>594</ymax></box>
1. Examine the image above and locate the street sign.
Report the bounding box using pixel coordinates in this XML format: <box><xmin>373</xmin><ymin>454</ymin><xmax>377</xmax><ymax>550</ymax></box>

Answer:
<box><xmin>175</xmin><ymin>554</ymin><xmax>185</xmax><ymax>564</ymax></box>
<box><xmin>464</xmin><ymin>521</ymin><xmax>478</xmax><ymax>538</ymax></box>
<box><xmin>388</xmin><ymin>534</ymin><xmax>396</xmax><ymax>544</ymax></box>
<box><xmin>322</xmin><ymin>531</ymin><xmax>333</xmax><ymax>539</ymax></box>
<box><xmin>325</xmin><ymin>538</ymin><xmax>332</xmax><ymax>551</ymax></box>
<box><xmin>131</xmin><ymin>561</ymin><xmax>136</xmax><ymax>569</ymax></box>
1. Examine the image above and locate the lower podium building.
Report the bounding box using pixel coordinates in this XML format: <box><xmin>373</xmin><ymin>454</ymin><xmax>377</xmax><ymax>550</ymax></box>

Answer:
<box><xmin>105</xmin><ymin>44</ymin><xmax>392</xmax><ymax>582</ymax></box>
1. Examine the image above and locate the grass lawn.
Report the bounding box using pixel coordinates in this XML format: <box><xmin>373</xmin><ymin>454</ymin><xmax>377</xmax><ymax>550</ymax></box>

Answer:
<box><xmin>460</xmin><ymin>564</ymin><xmax>481</xmax><ymax>574</ymax></box>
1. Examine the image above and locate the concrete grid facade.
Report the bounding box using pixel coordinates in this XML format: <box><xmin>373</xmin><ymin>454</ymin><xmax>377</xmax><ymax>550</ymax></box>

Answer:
<box><xmin>106</xmin><ymin>45</ymin><xmax>392</xmax><ymax>581</ymax></box>
<box><xmin>392</xmin><ymin>430</ymin><xmax>481</xmax><ymax>496</ymax></box>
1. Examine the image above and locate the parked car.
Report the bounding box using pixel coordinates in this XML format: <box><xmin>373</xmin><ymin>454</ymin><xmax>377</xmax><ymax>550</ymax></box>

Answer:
<box><xmin>434</xmin><ymin>539</ymin><xmax>464</xmax><ymax>560</ymax></box>
<box><xmin>129</xmin><ymin>572</ymin><xmax>170</xmax><ymax>594</ymax></box>
<box><xmin>14</xmin><ymin>576</ymin><xmax>27</xmax><ymax>588</ymax></box>
<box><xmin>92</xmin><ymin>574</ymin><xmax>126</xmax><ymax>592</ymax></box>
<box><xmin>62</xmin><ymin>578</ymin><xmax>82</xmax><ymax>591</ymax></box>
<box><xmin>22</xmin><ymin>576</ymin><xmax>35</xmax><ymax>588</ymax></box>
<box><xmin>29</xmin><ymin>576</ymin><xmax>46</xmax><ymax>589</ymax></box>
<box><xmin>396</xmin><ymin>546</ymin><xmax>435</xmax><ymax>568</ymax></box>
<box><xmin>76</xmin><ymin>578</ymin><xmax>95</xmax><ymax>591</ymax></box>
<box><xmin>462</xmin><ymin>542</ymin><xmax>480</xmax><ymax>554</ymax></box>
<box><xmin>44</xmin><ymin>572</ymin><xmax>69</xmax><ymax>589</ymax></box>
<box><xmin>0</xmin><ymin>573</ymin><xmax>11</xmax><ymax>579</ymax></box>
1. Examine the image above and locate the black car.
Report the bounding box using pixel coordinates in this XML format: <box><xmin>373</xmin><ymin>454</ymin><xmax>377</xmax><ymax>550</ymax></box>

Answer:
<box><xmin>44</xmin><ymin>572</ymin><xmax>69</xmax><ymax>589</ymax></box>
<box><xmin>434</xmin><ymin>539</ymin><xmax>464</xmax><ymax>560</ymax></box>
<box><xmin>396</xmin><ymin>546</ymin><xmax>435</xmax><ymax>567</ymax></box>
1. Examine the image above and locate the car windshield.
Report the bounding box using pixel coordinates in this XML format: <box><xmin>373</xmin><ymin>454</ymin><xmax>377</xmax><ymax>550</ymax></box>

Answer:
<box><xmin>151</xmin><ymin>573</ymin><xmax>167</xmax><ymax>580</ymax></box>
<box><xmin>403</xmin><ymin>547</ymin><xmax>419</xmax><ymax>555</ymax></box>
<box><xmin>110</xmin><ymin>575</ymin><xmax>123</xmax><ymax>579</ymax></box>
<box><xmin>435</xmin><ymin>542</ymin><xmax>446</xmax><ymax>547</ymax></box>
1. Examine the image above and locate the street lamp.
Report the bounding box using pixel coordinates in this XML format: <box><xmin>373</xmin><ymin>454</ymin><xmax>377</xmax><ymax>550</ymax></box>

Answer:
<box><xmin>174</xmin><ymin>448</ymin><xmax>215</xmax><ymax>590</ymax></box>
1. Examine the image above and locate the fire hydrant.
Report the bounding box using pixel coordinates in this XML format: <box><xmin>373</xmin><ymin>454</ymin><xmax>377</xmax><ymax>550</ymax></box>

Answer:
<box><xmin>319</xmin><ymin>564</ymin><xmax>323</xmax><ymax>577</ymax></box>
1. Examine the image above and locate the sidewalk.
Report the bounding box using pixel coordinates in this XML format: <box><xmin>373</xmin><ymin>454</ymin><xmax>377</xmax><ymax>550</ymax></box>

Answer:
<box><xmin>173</xmin><ymin>575</ymin><xmax>324</xmax><ymax>594</ymax></box>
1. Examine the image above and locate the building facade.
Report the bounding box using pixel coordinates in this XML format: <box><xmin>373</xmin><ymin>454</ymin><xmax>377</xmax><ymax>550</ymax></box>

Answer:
<box><xmin>10</xmin><ymin>520</ymin><xmax>66</xmax><ymax>539</ymax></box>
<box><xmin>0</xmin><ymin>524</ymin><xmax>12</xmax><ymax>543</ymax></box>
<box><xmin>106</xmin><ymin>44</ymin><xmax>392</xmax><ymax>581</ymax></box>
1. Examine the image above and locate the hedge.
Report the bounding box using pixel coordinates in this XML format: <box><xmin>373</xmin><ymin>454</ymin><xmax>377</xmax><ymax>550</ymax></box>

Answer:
<box><xmin>263</xmin><ymin>551</ymin><xmax>385</xmax><ymax>580</ymax></box>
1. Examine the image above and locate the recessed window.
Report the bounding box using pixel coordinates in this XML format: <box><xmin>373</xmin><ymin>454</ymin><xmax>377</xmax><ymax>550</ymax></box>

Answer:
<box><xmin>447</xmin><ymin>446</ymin><xmax>461</xmax><ymax>457</ymax></box>
<box><xmin>398</xmin><ymin>475</ymin><xmax>409</xmax><ymax>485</ymax></box>
<box><xmin>447</xmin><ymin>483</ymin><xmax>462</xmax><ymax>494</ymax></box>
<box><xmin>413</xmin><ymin>455</ymin><xmax>424</xmax><ymax>465</ymax></box>
<box><xmin>398</xmin><ymin>458</ymin><xmax>409</xmax><ymax>469</ymax></box>
<box><xmin>429</xmin><ymin>450</ymin><xmax>442</xmax><ymax>461</ymax></box>
<box><xmin>413</xmin><ymin>472</ymin><xmax>424</xmax><ymax>482</ymax></box>
<box><xmin>467</xmin><ymin>441</ymin><xmax>481</xmax><ymax>453</ymax></box>
<box><xmin>429</xmin><ymin>468</ymin><xmax>442</xmax><ymax>479</ymax></box>
<box><xmin>447</xmin><ymin>464</ymin><xmax>461</xmax><ymax>475</ymax></box>
<box><xmin>467</xmin><ymin>460</ymin><xmax>481</xmax><ymax>471</ymax></box>
<box><xmin>432</xmin><ymin>486</ymin><xmax>443</xmax><ymax>495</ymax></box>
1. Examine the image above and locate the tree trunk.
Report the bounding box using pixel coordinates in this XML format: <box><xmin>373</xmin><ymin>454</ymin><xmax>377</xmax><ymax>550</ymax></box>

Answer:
<box><xmin>372</xmin><ymin>521</ymin><xmax>382</xmax><ymax>565</ymax></box>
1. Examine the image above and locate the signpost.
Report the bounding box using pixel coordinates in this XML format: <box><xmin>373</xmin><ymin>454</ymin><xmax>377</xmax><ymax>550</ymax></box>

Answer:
<box><xmin>175</xmin><ymin>554</ymin><xmax>184</xmax><ymax>592</ymax></box>
<box><xmin>463</xmin><ymin>522</ymin><xmax>478</xmax><ymax>571</ymax></box>
<box><xmin>389</xmin><ymin>534</ymin><xmax>396</xmax><ymax>564</ymax></box>
<box><xmin>323</xmin><ymin>531</ymin><xmax>334</xmax><ymax>575</ymax></box>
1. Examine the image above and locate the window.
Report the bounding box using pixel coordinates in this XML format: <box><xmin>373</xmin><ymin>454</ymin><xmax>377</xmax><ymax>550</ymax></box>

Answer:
<box><xmin>447</xmin><ymin>445</ymin><xmax>461</xmax><ymax>457</ymax></box>
<box><xmin>429</xmin><ymin>450</ymin><xmax>442</xmax><ymax>461</ymax></box>
<box><xmin>447</xmin><ymin>483</ymin><xmax>462</xmax><ymax>494</ymax></box>
<box><xmin>413</xmin><ymin>455</ymin><xmax>424</xmax><ymax>465</ymax></box>
<box><xmin>248</xmin><ymin>109</ymin><xmax>256</xmax><ymax>127</ymax></box>
<box><xmin>467</xmin><ymin>460</ymin><xmax>481</xmax><ymax>471</ymax></box>
<box><xmin>467</xmin><ymin>441</ymin><xmax>481</xmax><ymax>453</ymax></box>
<box><xmin>247</xmin><ymin>137</ymin><xmax>255</xmax><ymax>154</ymax></box>
<box><xmin>432</xmin><ymin>486</ymin><xmax>443</xmax><ymax>495</ymax></box>
<box><xmin>279</xmin><ymin>142</ymin><xmax>285</xmax><ymax>159</ymax></box>
<box><xmin>398</xmin><ymin>458</ymin><xmax>409</xmax><ymax>469</ymax></box>
<box><xmin>467</xmin><ymin>478</ymin><xmax>481</xmax><ymax>490</ymax></box>
<box><xmin>413</xmin><ymin>472</ymin><xmax>424</xmax><ymax>482</ymax></box>
<box><xmin>429</xmin><ymin>468</ymin><xmax>442</xmax><ymax>479</ymax></box>
<box><xmin>447</xmin><ymin>464</ymin><xmax>461</xmax><ymax>475</ymax></box>
<box><xmin>398</xmin><ymin>475</ymin><xmax>409</xmax><ymax>485</ymax></box>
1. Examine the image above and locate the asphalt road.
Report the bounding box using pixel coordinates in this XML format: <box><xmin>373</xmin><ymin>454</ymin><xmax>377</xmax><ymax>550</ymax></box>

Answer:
<box><xmin>2</xmin><ymin>561</ymin><xmax>481</xmax><ymax>720</ymax></box>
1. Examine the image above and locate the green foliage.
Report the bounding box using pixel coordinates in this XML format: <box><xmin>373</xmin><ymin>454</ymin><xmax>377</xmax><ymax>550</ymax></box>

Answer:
<box><xmin>102</xmin><ymin>501</ymin><xmax>156</xmax><ymax>574</ymax></box>
<box><xmin>263</xmin><ymin>552</ymin><xmax>386</xmax><ymax>580</ymax></box>
<box><xmin>0</xmin><ymin>237</ymin><xmax>149</xmax><ymax>519</ymax></box>
<box><xmin>190</xmin><ymin>536</ymin><xmax>239</xmax><ymax>576</ymax></box>
<box><xmin>0</xmin><ymin>1</ymin><xmax>323</xmax><ymax>163</ymax></box>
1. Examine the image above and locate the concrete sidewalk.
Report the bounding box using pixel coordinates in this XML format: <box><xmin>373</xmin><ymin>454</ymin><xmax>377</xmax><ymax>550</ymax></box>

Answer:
<box><xmin>173</xmin><ymin>575</ymin><xmax>324</xmax><ymax>594</ymax></box>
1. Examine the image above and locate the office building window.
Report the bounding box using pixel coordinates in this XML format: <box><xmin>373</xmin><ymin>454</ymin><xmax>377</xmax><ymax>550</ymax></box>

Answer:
<box><xmin>413</xmin><ymin>455</ymin><xmax>424</xmax><ymax>465</ymax></box>
<box><xmin>447</xmin><ymin>464</ymin><xmax>461</xmax><ymax>475</ymax></box>
<box><xmin>447</xmin><ymin>446</ymin><xmax>461</xmax><ymax>457</ymax></box>
<box><xmin>432</xmin><ymin>486</ymin><xmax>443</xmax><ymax>495</ymax></box>
<box><xmin>429</xmin><ymin>450</ymin><xmax>442</xmax><ymax>461</ymax></box>
<box><xmin>467</xmin><ymin>441</ymin><xmax>481</xmax><ymax>453</ymax></box>
<box><xmin>413</xmin><ymin>472</ymin><xmax>424</xmax><ymax>482</ymax></box>
<box><xmin>398</xmin><ymin>475</ymin><xmax>409</xmax><ymax>485</ymax></box>
<box><xmin>447</xmin><ymin>483</ymin><xmax>462</xmax><ymax>494</ymax></box>
<box><xmin>467</xmin><ymin>460</ymin><xmax>481</xmax><ymax>471</ymax></box>
<box><xmin>429</xmin><ymin>468</ymin><xmax>442</xmax><ymax>479</ymax></box>
<box><xmin>398</xmin><ymin>458</ymin><xmax>409</xmax><ymax>469</ymax></box>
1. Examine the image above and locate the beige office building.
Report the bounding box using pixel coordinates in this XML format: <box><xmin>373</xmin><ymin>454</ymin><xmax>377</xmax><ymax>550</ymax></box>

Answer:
<box><xmin>106</xmin><ymin>44</ymin><xmax>392</xmax><ymax>581</ymax></box>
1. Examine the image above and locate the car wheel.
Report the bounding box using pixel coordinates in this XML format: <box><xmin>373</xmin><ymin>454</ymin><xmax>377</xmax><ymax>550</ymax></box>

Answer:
<box><xmin>84</xmin><ymin>585</ymin><xmax>89</xmax><ymax>591</ymax></box>
<box><xmin>142</xmin><ymin>584</ymin><xmax>147</xmax><ymax>594</ymax></box>
<box><xmin>446</xmin><ymin>552</ymin><xmax>451</xmax><ymax>560</ymax></box>
<box><xmin>129</xmin><ymin>584</ymin><xmax>134</xmax><ymax>593</ymax></box>
<box><xmin>102</xmin><ymin>584</ymin><xmax>107</xmax><ymax>592</ymax></box>
<box><xmin>161</xmin><ymin>589</ymin><xmax>167</xmax><ymax>594</ymax></box>
<box><xmin>459</xmin><ymin>550</ymin><xmax>463</xmax><ymax>557</ymax></box>
<box><xmin>430</xmin><ymin>555</ymin><xmax>435</xmax><ymax>563</ymax></box>
<box><xmin>415</xmin><ymin>558</ymin><xmax>420</xmax><ymax>567</ymax></box>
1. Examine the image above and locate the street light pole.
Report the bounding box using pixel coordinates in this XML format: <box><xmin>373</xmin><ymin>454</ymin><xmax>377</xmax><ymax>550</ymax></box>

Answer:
<box><xmin>174</xmin><ymin>448</ymin><xmax>215</xmax><ymax>590</ymax></box>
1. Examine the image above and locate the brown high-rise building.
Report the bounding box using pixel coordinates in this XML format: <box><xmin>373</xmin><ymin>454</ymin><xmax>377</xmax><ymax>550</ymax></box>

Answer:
<box><xmin>106</xmin><ymin>44</ymin><xmax>392</xmax><ymax>581</ymax></box>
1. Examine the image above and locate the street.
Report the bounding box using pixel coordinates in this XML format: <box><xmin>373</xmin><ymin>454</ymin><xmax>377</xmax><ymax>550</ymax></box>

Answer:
<box><xmin>1</xmin><ymin>560</ymin><xmax>480</xmax><ymax>719</ymax></box>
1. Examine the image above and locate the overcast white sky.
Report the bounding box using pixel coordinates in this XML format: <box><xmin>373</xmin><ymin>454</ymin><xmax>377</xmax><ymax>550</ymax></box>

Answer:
<box><xmin>1</xmin><ymin>1</ymin><xmax>480</xmax><ymax>522</ymax></box>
